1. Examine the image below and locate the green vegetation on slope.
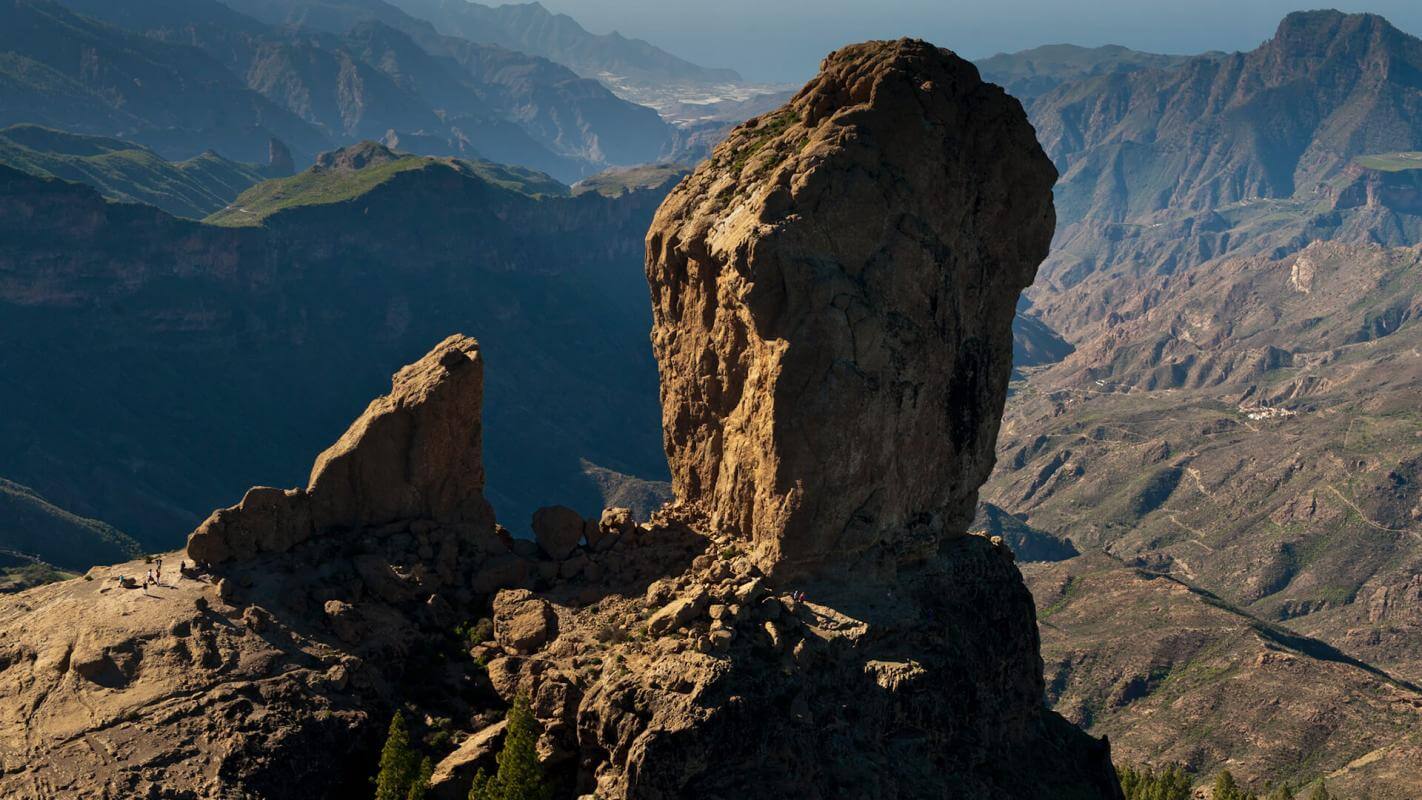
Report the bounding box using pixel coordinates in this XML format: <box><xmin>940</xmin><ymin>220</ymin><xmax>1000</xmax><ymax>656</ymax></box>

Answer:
<box><xmin>0</xmin><ymin>552</ymin><xmax>76</xmax><ymax>594</ymax></box>
<box><xmin>0</xmin><ymin>124</ymin><xmax>266</xmax><ymax>218</ymax></box>
<box><xmin>206</xmin><ymin>149</ymin><xmax>568</xmax><ymax>226</ymax></box>
<box><xmin>207</xmin><ymin>155</ymin><xmax>432</xmax><ymax>226</ymax></box>
<box><xmin>1353</xmin><ymin>152</ymin><xmax>1422</xmax><ymax>172</ymax></box>
<box><xmin>374</xmin><ymin>712</ymin><xmax>432</xmax><ymax>800</ymax></box>
<box><xmin>571</xmin><ymin>163</ymin><xmax>687</xmax><ymax>198</ymax></box>
<box><xmin>459</xmin><ymin>160</ymin><xmax>568</xmax><ymax>199</ymax></box>
<box><xmin>1118</xmin><ymin>763</ymin><xmax>1191</xmax><ymax>800</ymax></box>
<box><xmin>0</xmin><ymin>479</ymin><xmax>139</xmax><ymax>572</ymax></box>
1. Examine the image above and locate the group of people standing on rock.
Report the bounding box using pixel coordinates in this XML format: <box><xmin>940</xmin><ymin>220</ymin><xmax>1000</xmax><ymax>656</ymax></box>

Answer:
<box><xmin>117</xmin><ymin>557</ymin><xmax>206</xmax><ymax>593</ymax></box>
<box><xmin>125</xmin><ymin>557</ymin><xmax>165</xmax><ymax>593</ymax></box>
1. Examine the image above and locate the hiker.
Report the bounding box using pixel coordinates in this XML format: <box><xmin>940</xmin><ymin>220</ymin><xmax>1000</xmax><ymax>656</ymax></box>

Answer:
<box><xmin>155</xmin><ymin>558</ymin><xmax>162</xmax><ymax>585</ymax></box>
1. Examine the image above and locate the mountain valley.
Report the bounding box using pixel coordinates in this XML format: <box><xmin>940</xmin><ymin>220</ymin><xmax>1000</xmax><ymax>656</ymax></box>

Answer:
<box><xmin>0</xmin><ymin>2</ymin><xmax>1421</xmax><ymax>797</ymax></box>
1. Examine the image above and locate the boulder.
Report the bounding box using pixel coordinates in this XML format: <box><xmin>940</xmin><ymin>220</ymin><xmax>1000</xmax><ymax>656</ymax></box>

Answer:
<box><xmin>323</xmin><ymin>600</ymin><xmax>363</xmax><ymax>644</ymax></box>
<box><xmin>597</xmin><ymin>507</ymin><xmax>635</xmax><ymax>541</ymax></box>
<box><xmin>429</xmin><ymin>721</ymin><xmax>507</xmax><ymax>799</ymax></box>
<box><xmin>493</xmin><ymin>590</ymin><xmax>557</xmax><ymax>654</ymax></box>
<box><xmin>186</xmin><ymin>487</ymin><xmax>311</xmax><ymax>565</ymax></box>
<box><xmin>645</xmin><ymin>39</ymin><xmax>1056</xmax><ymax>577</ymax></box>
<box><xmin>531</xmin><ymin>505</ymin><xmax>585</xmax><ymax>560</ymax></box>
<box><xmin>645</xmin><ymin>588</ymin><xmax>709</xmax><ymax>636</ymax></box>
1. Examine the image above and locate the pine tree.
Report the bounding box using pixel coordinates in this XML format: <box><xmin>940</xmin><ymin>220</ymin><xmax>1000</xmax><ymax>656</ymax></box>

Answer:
<box><xmin>1307</xmin><ymin>781</ymin><xmax>1332</xmax><ymax>800</ymax></box>
<box><xmin>1212</xmin><ymin>770</ymin><xmax>1260</xmax><ymax>800</ymax></box>
<box><xmin>1267</xmin><ymin>785</ymin><xmax>1296</xmax><ymax>800</ymax></box>
<box><xmin>407</xmin><ymin>757</ymin><xmax>433</xmax><ymax>800</ymax></box>
<box><xmin>1116</xmin><ymin>763</ymin><xmax>1191</xmax><ymax>800</ymax></box>
<box><xmin>375</xmin><ymin>712</ymin><xmax>421</xmax><ymax>800</ymax></box>
<box><xmin>468</xmin><ymin>696</ymin><xmax>552</xmax><ymax>800</ymax></box>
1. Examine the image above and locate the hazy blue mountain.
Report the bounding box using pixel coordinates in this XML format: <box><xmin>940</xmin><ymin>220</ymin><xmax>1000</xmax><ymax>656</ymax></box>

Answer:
<box><xmin>0</xmin><ymin>150</ymin><xmax>675</xmax><ymax>551</ymax></box>
<box><xmin>386</xmin><ymin>0</ymin><xmax>740</xmax><ymax>87</ymax></box>
<box><xmin>55</xmin><ymin>0</ymin><xmax>676</xmax><ymax>181</ymax></box>
<box><xmin>975</xmin><ymin>43</ymin><xmax>1197</xmax><ymax>104</ymax></box>
<box><xmin>0</xmin><ymin>0</ymin><xmax>329</xmax><ymax>163</ymax></box>
<box><xmin>0</xmin><ymin>124</ymin><xmax>272</xmax><ymax>218</ymax></box>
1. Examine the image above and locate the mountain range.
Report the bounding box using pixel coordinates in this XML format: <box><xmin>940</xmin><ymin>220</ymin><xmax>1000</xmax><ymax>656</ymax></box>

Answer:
<box><xmin>1</xmin><ymin>3</ymin><xmax>1422</xmax><ymax>796</ymax></box>
<box><xmin>385</xmin><ymin>0</ymin><xmax>741</xmax><ymax>91</ymax></box>
<box><xmin>0</xmin><ymin>143</ymin><xmax>673</xmax><ymax>558</ymax></box>
<box><xmin>979</xmin><ymin>11</ymin><xmax>1422</xmax><ymax>796</ymax></box>
<box><xmin>4</xmin><ymin>0</ymin><xmax>692</xmax><ymax>181</ymax></box>
<box><xmin>0</xmin><ymin>123</ymin><xmax>278</xmax><ymax>217</ymax></box>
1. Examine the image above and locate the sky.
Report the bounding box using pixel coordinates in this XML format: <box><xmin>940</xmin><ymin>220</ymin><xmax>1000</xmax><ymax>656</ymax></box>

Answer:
<box><xmin>534</xmin><ymin>0</ymin><xmax>1422</xmax><ymax>83</ymax></box>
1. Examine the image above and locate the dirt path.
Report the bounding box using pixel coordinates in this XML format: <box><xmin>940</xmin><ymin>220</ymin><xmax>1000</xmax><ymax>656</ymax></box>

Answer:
<box><xmin>1326</xmin><ymin>485</ymin><xmax>1418</xmax><ymax>538</ymax></box>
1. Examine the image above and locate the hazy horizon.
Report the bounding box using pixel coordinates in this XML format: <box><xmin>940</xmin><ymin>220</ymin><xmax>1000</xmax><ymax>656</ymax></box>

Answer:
<box><xmin>533</xmin><ymin>0</ymin><xmax>1422</xmax><ymax>83</ymax></box>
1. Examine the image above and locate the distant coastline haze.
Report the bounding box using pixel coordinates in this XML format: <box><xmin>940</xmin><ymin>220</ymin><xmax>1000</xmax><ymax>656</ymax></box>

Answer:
<box><xmin>535</xmin><ymin>0</ymin><xmax>1422</xmax><ymax>81</ymax></box>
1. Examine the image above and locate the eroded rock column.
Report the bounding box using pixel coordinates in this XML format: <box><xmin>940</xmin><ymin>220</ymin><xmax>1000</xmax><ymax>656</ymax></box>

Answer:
<box><xmin>646</xmin><ymin>39</ymin><xmax>1057</xmax><ymax>576</ymax></box>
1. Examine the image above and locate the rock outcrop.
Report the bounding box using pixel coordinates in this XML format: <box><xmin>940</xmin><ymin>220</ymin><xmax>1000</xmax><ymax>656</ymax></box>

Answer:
<box><xmin>187</xmin><ymin>335</ymin><xmax>493</xmax><ymax>564</ymax></box>
<box><xmin>646</xmin><ymin>38</ymin><xmax>1057</xmax><ymax>577</ymax></box>
<box><xmin>0</xmin><ymin>39</ymin><xmax>1120</xmax><ymax>800</ymax></box>
<box><xmin>495</xmin><ymin>39</ymin><xmax>1114</xmax><ymax>800</ymax></box>
<box><xmin>0</xmin><ymin>336</ymin><xmax>522</xmax><ymax>799</ymax></box>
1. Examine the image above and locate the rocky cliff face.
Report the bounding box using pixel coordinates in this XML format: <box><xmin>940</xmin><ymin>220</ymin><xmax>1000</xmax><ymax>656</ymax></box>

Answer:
<box><xmin>646</xmin><ymin>39</ymin><xmax>1057</xmax><ymax>578</ymax></box>
<box><xmin>0</xmin><ymin>38</ymin><xmax>1119</xmax><ymax>800</ymax></box>
<box><xmin>1329</xmin><ymin>161</ymin><xmax>1422</xmax><ymax>215</ymax></box>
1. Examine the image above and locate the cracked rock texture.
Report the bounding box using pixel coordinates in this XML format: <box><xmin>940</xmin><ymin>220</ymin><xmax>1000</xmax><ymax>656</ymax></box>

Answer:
<box><xmin>0</xmin><ymin>40</ymin><xmax>1119</xmax><ymax>800</ymax></box>
<box><xmin>646</xmin><ymin>38</ymin><xmax>1057</xmax><ymax>578</ymax></box>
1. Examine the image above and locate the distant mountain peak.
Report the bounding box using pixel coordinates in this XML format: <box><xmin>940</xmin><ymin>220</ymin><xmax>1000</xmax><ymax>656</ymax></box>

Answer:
<box><xmin>313</xmin><ymin>140</ymin><xmax>402</xmax><ymax>171</ymax></box>
<box><xmin>1266</xmin><ymin>8</ymin><xmax>1412</xmax><ymax>60</ymax></box>
<box><xmin>387</xmin><ymin>0</ymin><xmax>741</xmax><ymax>87</ymax></box>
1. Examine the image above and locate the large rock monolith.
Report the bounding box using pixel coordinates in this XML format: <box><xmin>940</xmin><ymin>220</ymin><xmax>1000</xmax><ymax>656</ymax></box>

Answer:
<box><xmin>646</xmin><ymin>38</ymin><xmax>1057</xmax><ymax>577</ymax></box>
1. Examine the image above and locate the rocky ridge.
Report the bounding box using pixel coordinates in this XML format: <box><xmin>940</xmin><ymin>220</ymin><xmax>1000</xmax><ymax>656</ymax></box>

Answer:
<box><xmin>1019</xmin><ymin>10</ymin><xmax>1422</xmax><ymax>343</ymax></box>
<box><xmin>0</xmin><ymin>39</ymin><xmax>1120</xmax><ymax>800</ymax></box>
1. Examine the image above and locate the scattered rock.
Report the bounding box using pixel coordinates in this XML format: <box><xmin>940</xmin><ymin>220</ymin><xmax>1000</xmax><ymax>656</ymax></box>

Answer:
<box><xmin>324</xmin><ymin>600</ymin><xmax>363</xmax><ymax>644</ymax></box>
<box><xmin>645</xmin><ymin>589</ymin><xmax>709</xmax><ymax>636</ymax></box>
<box><xmin>429</xmin><ymin>720</ymin><xmax>507</xmax><ymax>797</ymax></box>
